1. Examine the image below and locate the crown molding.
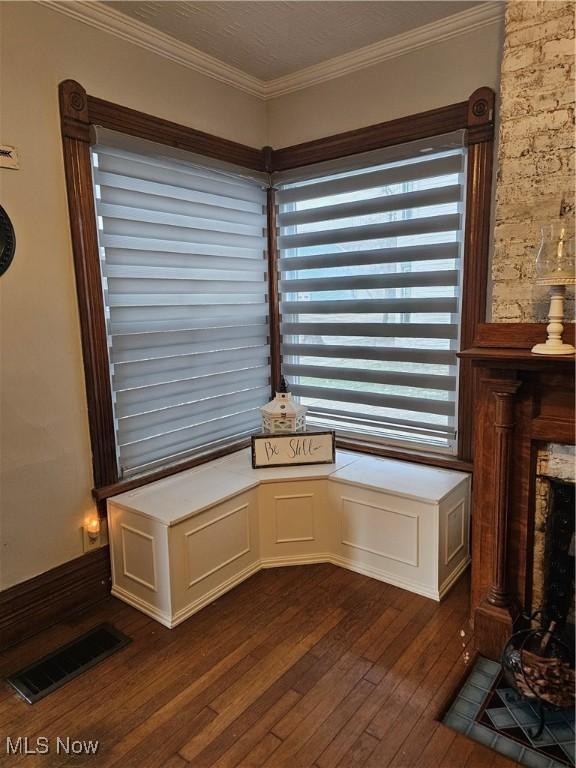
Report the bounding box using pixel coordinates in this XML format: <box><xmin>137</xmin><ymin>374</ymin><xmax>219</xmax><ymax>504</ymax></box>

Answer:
<box><xmin>39</xmin><ymin>1</ymin><xmax>504</xmax><ymax>102</ymax></box>
<box><xmin>264</xmin><ymin>3</ymin><xmax>505</xmax><ymax>98</ymax></box>
<box><xmin>39</xmin><ymin>1</ymin><xmax>265</xmax><ymax>98</ymax></box>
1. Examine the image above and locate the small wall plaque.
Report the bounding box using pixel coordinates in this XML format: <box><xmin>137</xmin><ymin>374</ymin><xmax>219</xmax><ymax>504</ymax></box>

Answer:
<box><xmin>251</xmin><ymin>431</ymin><xmax>335</xmax><ymax>469</ymax></box>
<box><xmin>0</xmin><ymin>145</ymin><xmax>19</xmax><ymax>170</ymax></box>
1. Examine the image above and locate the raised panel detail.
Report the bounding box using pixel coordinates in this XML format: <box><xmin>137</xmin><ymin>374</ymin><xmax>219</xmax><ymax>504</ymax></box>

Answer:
<box><xmin>340</xmin><ymin>497</ymin><xmax>418</xmax><ymax>567</ymax></box>
<box><xmin>274</xmin><ymin>494</ymin><xmax>315</xmax><ymax>543</ymax></box>
<box><xmin>184</xmin><ymin>504</ymin><xmax>250</xmax><ymax>588</ymax></box>
<box><xmin>445</xmin><ymin>500</ymin><xmax>465</xmax><ymax>565</ymax></box>
<box><xmin>120</xmin><ymin>524</ymin><xmax>157</xmax><ymax>591</ymax></box>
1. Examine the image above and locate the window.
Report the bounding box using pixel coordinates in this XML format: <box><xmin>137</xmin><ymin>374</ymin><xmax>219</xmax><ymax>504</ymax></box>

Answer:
<box><xmin>90</xmin><ymin>129</ymin><xmax>270</xmax><ymax>477</ymax></box>
<box><xmin>60</xmin><ymin>81</ymin><xmax>493</xmax><ymax>497</ymax></box>
<box><xmin>274</xmin><ymin>132</ymin><xmax>467</xmax><ymax>453</ymax></box>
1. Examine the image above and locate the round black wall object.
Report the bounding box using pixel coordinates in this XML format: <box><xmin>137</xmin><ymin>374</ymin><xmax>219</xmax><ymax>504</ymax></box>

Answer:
<box><xmin>0</xmin><ymin>204</ymin><xmax>16</xmax><ymax>276</ymax></box>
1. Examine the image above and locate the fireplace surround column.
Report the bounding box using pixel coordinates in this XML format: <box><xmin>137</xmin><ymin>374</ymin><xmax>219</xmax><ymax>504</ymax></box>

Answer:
<box><xmin>474</xmin><ymin>379</ymin><xmax>521</xmax><ymax>659</ymax></box>
<box><xmin>486</xmin><ymin>382</ymin><xmax>521</xmax><ymax>608</ymax></box>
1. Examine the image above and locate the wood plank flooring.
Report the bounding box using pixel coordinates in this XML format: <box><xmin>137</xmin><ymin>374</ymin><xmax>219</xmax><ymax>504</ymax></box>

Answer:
<box><xmin>0</xmin><ymin>565</ymin><xmax>517</xmax><ymax>768</ymax></box>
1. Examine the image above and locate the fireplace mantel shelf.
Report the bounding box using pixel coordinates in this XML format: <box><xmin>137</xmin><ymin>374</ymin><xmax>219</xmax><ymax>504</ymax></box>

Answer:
<box><xmin>459</xmin><ymin>346</ymin><xmax>576</xmax><ymax>368</ymax></box>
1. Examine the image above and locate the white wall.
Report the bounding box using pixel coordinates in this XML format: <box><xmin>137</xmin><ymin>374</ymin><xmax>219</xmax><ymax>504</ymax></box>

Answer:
<box><xmin>0</xmin><ymin>2</ymin><xmax>504</xmax><ymax>590</ymax></box>
<box><xmin>266</xmin><ymin>23</ymin><xmax>504</xmax><ymax>147</ymax></box>
<box><xmin>0</xmin><ymin>1</ymin><xmax>266</xmax><ymax>589</ymax></box>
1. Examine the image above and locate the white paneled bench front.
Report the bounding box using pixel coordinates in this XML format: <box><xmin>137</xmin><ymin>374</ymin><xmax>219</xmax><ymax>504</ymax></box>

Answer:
<box><xmin>107</xmin><ymin>450</ymin><xmax>470</xmax><ymax>627</ymax></box>
<box><xmin>329</xmin><ymin>457</ymin><xmax>471</xmax><ymax>601</ymax></box>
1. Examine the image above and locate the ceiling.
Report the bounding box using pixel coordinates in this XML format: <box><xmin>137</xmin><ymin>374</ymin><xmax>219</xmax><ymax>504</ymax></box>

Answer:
<box><xmin>106</xmin><ymin>1</ymin><xmax>482</xmax><ymax>81</ymax></box>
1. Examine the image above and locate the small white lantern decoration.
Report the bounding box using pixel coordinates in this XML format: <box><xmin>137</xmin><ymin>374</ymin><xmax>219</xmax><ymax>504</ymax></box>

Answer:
<box><xmin>261</xmin><ymin>376</ymin><xmax>307</xmax><ymax>433</ymax></box>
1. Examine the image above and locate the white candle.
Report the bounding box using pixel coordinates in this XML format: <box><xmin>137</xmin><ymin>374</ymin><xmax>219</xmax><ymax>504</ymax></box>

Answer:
<box><xmin>557</xmin><ymin>226</ymin><xmax>565</xmax><ymax>261</ymax></box>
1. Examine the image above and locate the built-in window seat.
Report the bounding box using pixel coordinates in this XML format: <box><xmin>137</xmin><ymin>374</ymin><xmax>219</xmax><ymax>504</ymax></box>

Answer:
<box><xmin>107</xmin><ymin>450</ymin><xmax>471</xmax><ymax>628</ymax></box>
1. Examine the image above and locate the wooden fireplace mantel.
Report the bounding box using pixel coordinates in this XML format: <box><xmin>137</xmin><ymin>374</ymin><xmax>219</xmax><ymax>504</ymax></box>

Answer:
<box><xmin>459</xmin><ymin>323</ymin><xmax>575</xmax><ymax>660</ymax></box>
<box><xmin>459</xmin><ymin>346</ymin><xmax>576</xmax><ymax>369</ymax></box>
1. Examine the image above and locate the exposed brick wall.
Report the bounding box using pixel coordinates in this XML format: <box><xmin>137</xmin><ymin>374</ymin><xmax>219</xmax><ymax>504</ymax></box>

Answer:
<box><xmin>493</xmin><ymin>6</ymin><xmax>575</xmax><ymax>581</ymax></box>
<box><xmin>491</xmin><ymin>0</ymin><xmax>575</xmax><ymax>322</ymax></box>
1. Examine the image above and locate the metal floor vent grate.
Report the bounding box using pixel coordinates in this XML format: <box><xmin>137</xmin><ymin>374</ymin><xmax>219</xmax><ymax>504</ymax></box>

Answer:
<box><xmin>6</xmin><ymin>623</ymin><xmax>131</xmax><ymax>704</ymax></box>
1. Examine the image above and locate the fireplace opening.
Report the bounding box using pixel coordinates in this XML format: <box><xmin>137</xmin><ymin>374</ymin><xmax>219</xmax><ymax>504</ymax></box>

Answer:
<box><xmin>442</xmin><ymin>471</ymin><xmax>575</xmax><ymax>765</ymax></box>
<box><xmin>537</xmin><ymin>477</ymin><xmax>575</xmax><ymax>647</ymax></box>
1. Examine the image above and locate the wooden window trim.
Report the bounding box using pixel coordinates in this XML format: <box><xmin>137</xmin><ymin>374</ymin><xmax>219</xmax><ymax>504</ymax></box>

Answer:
<box><xmin>60</xmin><ymin>81</ymin><xmax>493</xmax><ymax>506</ymax></box>
<box><xmin>60</xmin><ymin>81</ymin><xmax>118</xmax><ymax>504</ymax></box>
<box><xmin>268</xmin><ymin>87</ymin><xmax>495</xmax><ymax>467</ymax></box>
<box><xmin>59</xmin><ymin>80</ymin><xmax>268</xmax><ymax>511</ymax></box>
<box><xmin>86</xmin><ymin>94</ymin><xmax>265</xmax><ymax>171</ymax></box>
<box><xmin>268</xmin><ymin>89</ymin><xmax>493</xmax><ymax>172</ymax></box>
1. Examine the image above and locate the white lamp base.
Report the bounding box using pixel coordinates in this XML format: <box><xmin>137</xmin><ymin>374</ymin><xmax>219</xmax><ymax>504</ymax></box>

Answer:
<box><xmin>531</xmin><ymin>284</ymin><xmax>576</xmax><ymax>356</ymax></box>
<box><xmin>531</xmin><ymin>341</ymin><xmax>576</xmax><ymax>355</ymax></box>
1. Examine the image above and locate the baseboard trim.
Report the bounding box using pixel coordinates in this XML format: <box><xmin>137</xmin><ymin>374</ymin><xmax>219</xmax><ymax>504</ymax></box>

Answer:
<box><xmin>112</xmin><ymin>560</ymin><xmax>263</xmax><ymax>629</ymax></box>
<box><xmin>439</xmin><ymin>557</ymin><xmax>471</xmax><ymax>600</ymax></box>
<box><xmin>111</xmin><ymin>552</ymin><xmax>465</xmax><ymax>632</ymax></box>
<box><xmin>260</xmin><ymin>553</ymin><xmax>332</xmax><ymax>569</ymax></box>
<box><xmin>330</xmin><ymin>554</ymin><xmax>441</xmax><ymax>601</ymax></box>
<box><xmin>0</xmin><ymin>547</ymin><xmax>111</xmax><ymax>650</ymax></box>
<box><xmin>171</xmin><ymin>560</ymin><xmax>262</xmax><ymax>628</ymax></box>
<box><xmin>261</xmin><ymin>553</ymin><xmax>457</xmax><ymax>601</ymax></box>
<box><xmin>110</xmin><ymin>584</ymin><xmax>172</xmax><ymax>627</ymax></box>
<box><xmin>1</xmin><ymin>548</ymin><xmax>470</xmax><ymax>647</ymax></box>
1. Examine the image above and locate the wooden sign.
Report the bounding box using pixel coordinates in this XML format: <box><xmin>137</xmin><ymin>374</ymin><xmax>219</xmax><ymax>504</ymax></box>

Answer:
<box><xmin>251</xmin><ymin>431</ymin><xmax>335</xmax><ymax>468</ymax></box>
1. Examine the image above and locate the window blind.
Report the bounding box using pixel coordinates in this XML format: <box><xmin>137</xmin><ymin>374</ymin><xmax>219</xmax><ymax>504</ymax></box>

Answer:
<box><xmin>91</xmin><ymin>129</ymin><xmax>270</xmax><ymax>477</ymax></box>
<box><xmin>274</xmin><ymin>131</ymin><xmax>466</xmax><ymax>451</ymax></box>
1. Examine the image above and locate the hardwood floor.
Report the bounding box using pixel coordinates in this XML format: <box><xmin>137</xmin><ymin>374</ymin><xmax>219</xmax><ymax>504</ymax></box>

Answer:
<box><xmin>0</xmin><ymin>565</ymin><xmax>517</xmax><ymax>768</ymax></box>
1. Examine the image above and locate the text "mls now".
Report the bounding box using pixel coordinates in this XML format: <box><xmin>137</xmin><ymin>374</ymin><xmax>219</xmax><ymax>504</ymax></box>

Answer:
<box><xmin>5</xmin><ymin>736</ymin><xmax>99</xmax><ymax>755</ymax></box>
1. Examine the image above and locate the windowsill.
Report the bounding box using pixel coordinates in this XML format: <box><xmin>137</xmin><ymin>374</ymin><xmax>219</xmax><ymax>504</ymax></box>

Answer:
<box><xmin>93</xmin><ymin>431</ymin><xmax>472</xmax><ymax>511</ymax></box>
<box><xmin>335</xmin><ymin>436</ymin><xmax>473</xmax><ymax>473</ymax></box>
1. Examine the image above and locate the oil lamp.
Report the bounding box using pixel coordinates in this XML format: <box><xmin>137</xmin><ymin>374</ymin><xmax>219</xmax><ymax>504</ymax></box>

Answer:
<box><xmin>532</xmin><ymin>222</ymin><xmax>575</xmax><ymax>355</ymax></box>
